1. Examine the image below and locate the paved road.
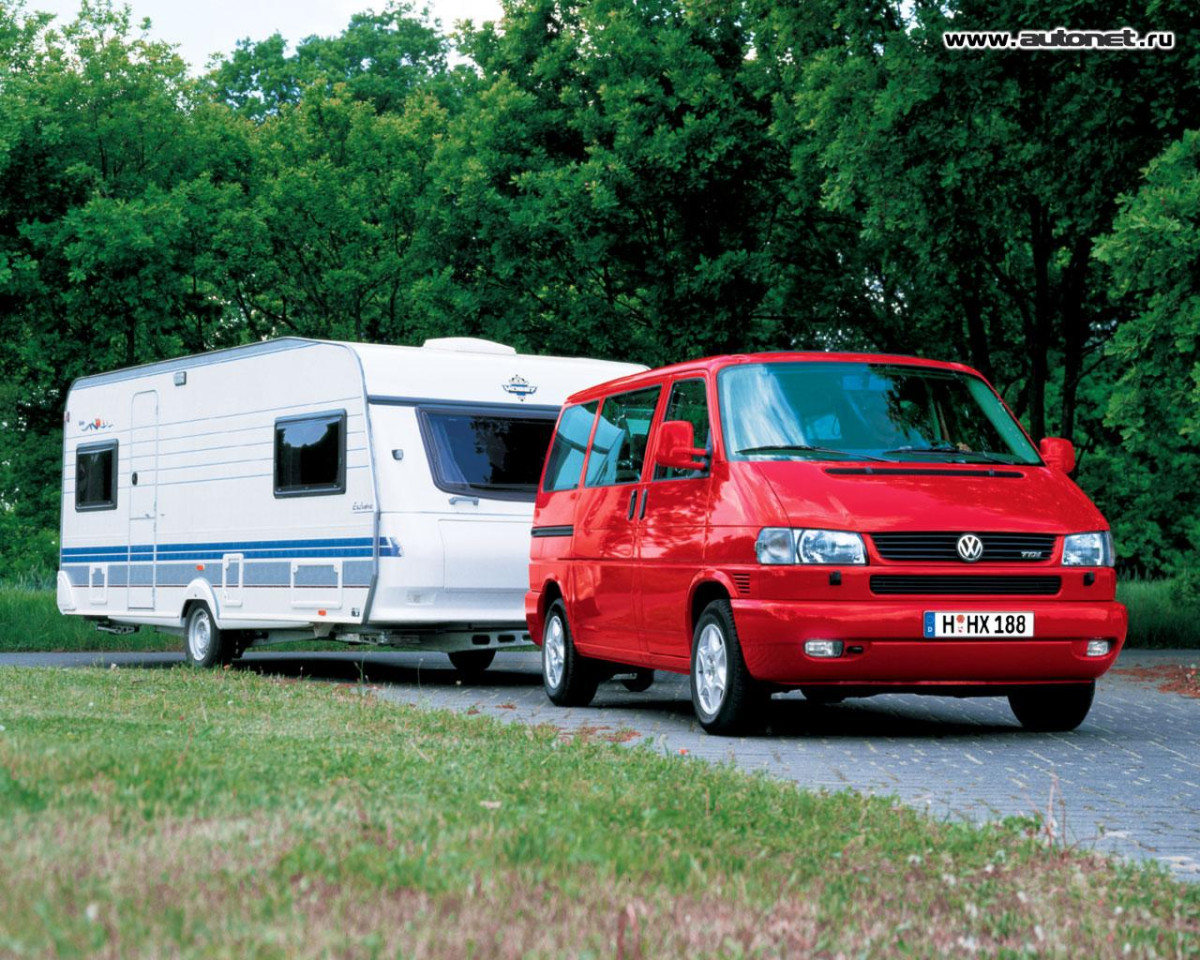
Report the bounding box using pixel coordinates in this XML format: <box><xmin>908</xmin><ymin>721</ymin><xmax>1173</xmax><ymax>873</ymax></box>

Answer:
<box><xmin>3</xmin><ymin>647</ymin><xmax>1198</xmax><ymax>881</ymax></box>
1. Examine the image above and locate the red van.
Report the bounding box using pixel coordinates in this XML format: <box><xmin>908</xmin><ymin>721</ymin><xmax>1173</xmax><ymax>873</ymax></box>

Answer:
<box><xmin>525</xmin><ymin>353</ymin><xmax>1127</xmax><ymax>735</ymax></box>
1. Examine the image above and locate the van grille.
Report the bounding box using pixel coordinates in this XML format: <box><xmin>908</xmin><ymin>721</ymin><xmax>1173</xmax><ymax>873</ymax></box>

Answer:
<box><xmin>871</xmin><ymin>533</ymin><xmax>1056</xmax><ymax>563</ymax></box>
<box><xmin>870</xmin><ymin>575</ymin><xmax>1061</xmax><ymax>596</ymax></box>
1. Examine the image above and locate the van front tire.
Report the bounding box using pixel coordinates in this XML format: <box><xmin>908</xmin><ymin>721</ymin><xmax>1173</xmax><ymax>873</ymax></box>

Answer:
<box><xmin>1008</xmin><ymin>681</ymin><xmax>1095</xmax><ymax>732</ymax></box>
<box><xmin>542</xmin><ymin>600</ymin><xmax>598</xmax><ymax>707</ymax></box>
<box><xmin>184</xmin><ymin>604</ymin><xmax>229</xmax><ymax>669</ymax></box>
<box><xmin>691</xmin><ymin>600</ymin><xmax>764</xmax><ymax>735</ymax></box>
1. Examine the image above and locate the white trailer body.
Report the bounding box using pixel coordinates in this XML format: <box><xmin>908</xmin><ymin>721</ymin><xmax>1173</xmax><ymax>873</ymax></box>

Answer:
<box><xmin>57</xmin><ymin>337</ymin><xmax>641</xmax><ymax>662</ymax></box>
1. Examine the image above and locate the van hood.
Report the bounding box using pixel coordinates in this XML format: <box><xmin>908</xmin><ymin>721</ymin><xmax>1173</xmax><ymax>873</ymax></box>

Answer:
<box><xmin>747</xmin><ymin>461</ymin><xmax>1107</xmax><ymax>533</ymax></box>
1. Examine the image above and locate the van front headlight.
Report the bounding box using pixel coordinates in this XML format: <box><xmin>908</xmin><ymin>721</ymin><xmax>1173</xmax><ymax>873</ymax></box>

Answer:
<box><xmin>1061</xmin><ymin>531</ymin><xmax>1114</xmax><ymax>567</ymax></box>
<box><xmin>755</xmin><ymin>528</ymin><xmax>866</xmax><ymax>565</ymax></box>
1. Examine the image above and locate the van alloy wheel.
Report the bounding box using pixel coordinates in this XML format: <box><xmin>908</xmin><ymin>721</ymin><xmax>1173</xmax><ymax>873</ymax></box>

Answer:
<box><xmin>544</xmin><ymin>614</ymin><xmax>566</xmax><ymax>690</ymax></box>
<box><xmin>694</xmin><ymin>624</ymin><xmax>728</xmax><ymax>716</ymax></box>
<box><xmin>690</xmin><ymin>599</ymin><xmax>764</xmax><ymax>735</ymax></box>
<box><xmin>542</xmin><ymin>600</ymin><xmax>599</xmax><ymax>707</ymax></box>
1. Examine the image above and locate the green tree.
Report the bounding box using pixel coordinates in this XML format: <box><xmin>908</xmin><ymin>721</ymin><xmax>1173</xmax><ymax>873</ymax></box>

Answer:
<box><xmin>774</xmin><ymin>0</ymin><xmax>1200</xmax><ymax>442</ymax></box>
<box><xmin>1092</xmin><ymin>130</ymin><xmax>1200</xmax><ymax>573</ymax></box>
<box><xmin>209</xmin><ymin>2</ymin><xmax>448</xmax><ymax>119</ymax></box>
<box><xmin>0</xmin><ymin>1</ymin><xmax>251</xmax><ymax>575</ymax></box>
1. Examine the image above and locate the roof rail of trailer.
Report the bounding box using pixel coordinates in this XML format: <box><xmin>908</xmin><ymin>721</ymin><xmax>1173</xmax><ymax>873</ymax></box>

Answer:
<box><xmin>70</xmin><ymin>338</ymin><xmax>322</xmax><ymax>390</ymax></box>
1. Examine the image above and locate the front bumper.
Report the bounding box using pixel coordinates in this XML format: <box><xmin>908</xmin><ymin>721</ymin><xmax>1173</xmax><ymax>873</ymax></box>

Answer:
<box><xmin>733</xmin><ymin>597</ymin><xmax>1127</xmax><ymax>686</ymax></box>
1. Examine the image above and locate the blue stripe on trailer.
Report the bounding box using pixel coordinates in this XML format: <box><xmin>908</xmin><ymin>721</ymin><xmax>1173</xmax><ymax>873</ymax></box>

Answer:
<box><xmin>61</xmin><ymin>536</ymin><xmax>399</xmax><ymax>565</ymax></box>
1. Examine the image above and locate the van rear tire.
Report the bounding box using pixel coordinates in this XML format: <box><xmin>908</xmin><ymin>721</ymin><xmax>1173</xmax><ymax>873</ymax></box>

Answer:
<box><xmin>542</xmin><ymin>600</ymin><xmax>598</xmax><ymax>707</ymax></box>
<box><xmin>184</xmin><ymin>604</ymin><xmax>228</xmax><ymax>669</ymax></box>
<box><xmin>691</xmin><ymin>600</ymin><xmax>764</xmax><ymax>735</ymax></box>
<box><xmin>448</xmin><ymin>649</ymin><xmax>496</xmax><ymax>679</ymax></box>
<box><xmin>1008</xmin><ymin>682</ymin><xmax>1095</xmax><ymax>732</ymax></box>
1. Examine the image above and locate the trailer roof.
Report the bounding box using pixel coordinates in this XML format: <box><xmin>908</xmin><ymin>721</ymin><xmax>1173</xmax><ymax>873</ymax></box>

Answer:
<box><xmin>70</xmin><ymin>337</ymin><xmax>644</xmax><ymax>407</ymax></box>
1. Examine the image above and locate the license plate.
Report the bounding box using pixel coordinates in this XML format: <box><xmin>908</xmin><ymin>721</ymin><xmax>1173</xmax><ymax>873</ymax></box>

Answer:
<box><xmin>923</xmin><ymin>611</ymin><xmax>1034</xmax><ymax>638</ymax></box>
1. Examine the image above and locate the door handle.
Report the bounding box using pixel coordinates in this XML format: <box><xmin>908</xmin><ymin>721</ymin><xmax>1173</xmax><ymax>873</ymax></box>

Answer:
<box><xmin>638</xmin><ymin>488</ymin><xmax>648</xmax><ymax>519</ymax></box>
<box><xmin>449</xmin><ymin>495</ymin><xmax>480</xmax><ymax>506</ymax></box>
<box><xmin>627</xmin><ymin>489</ymin><xmax>638</xmax><ymax>520</ymax></box>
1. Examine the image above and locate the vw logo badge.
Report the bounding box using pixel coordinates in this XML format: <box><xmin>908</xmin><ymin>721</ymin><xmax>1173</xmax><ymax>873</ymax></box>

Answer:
<box><xmin>956</xmin><ymin>534</ymin><xmax>984</xmax><ymax>563</ymax></box>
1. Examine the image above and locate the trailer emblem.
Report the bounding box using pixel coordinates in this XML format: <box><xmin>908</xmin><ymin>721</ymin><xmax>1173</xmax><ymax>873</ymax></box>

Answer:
<box><xmin>502</xmin><ymin>375</ymin><xmax>538</xmax><ymax>400</ymax></box>
<box><xmin>79</xmin><ymin>417</ymin><xmax>114</xmax><ymax>432</ymax></box>
<box><xmin>956</xmin><ymin>534</ymin><xmax>984</xmax><ymax>562</ymax></box>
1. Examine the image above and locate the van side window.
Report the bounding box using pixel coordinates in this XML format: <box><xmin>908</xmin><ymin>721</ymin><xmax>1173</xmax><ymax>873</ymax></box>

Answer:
<box><xmin>585</xmin><ymin>386</ymin><xmax>661</xmax><ymax>487</ymax></box>
<box><xmin>654</xmin><ymin>378</ymin><xmax>711</xmax><ymax>481</ymax></box>
<box><xmin>542</xmin><ymin>401</ymin><xmax>599</xmax><ymax>492</ymax></box>
<box><xmin>274</xmin><ymin>411</ymin><xmax>346</xmax><ymax>497</ymax></box>
<box><xmin>75</xmin><ymin>440</ymin><xmax>118</xmax><ymax>511</ymax></box>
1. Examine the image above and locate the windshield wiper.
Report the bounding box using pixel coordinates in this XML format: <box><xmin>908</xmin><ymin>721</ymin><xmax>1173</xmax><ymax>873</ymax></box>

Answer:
<box><xmin>737</xmin><ymin>444</ymin><xmax>894</xmax><ymax>463</ymax></box>
<box><xmin>884</xmin><ymin>444</ymin><xmax>1017</xmax><ymax>466</ymax></box>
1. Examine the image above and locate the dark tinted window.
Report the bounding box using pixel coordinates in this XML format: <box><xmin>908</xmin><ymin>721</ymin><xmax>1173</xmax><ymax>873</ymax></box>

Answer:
<box><xmin>76</xmin><ymin>441</ymin><xmax>118</xmax><ymax>511</ymax></box>
<box><xmin>585</xmin><ymin>386</ymin><xmax>661</xmax><ymax>487</ymax></box>
<box><xmin>421</xmin><ymin>408</ymin><xmax>557</xmax><ymax>501</ymax></box>
<box><xmin>654</xmin><ymin>378</ymin><xmax>711</xmax><ymax>481</ymax></box>
<box><xmin>542</xmin><ymin>401</ymin><xmax>598</xmax><ymax>492</ymax></box>
<box><xmin>274</xmin><ymin>412</ymin><xmax>346</xmax><ymax>496</ymax></box>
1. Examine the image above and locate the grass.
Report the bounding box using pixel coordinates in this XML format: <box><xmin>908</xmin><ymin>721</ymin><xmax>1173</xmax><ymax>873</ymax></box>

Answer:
<box><xmin>1117</xmin><ymin>580</ymin><xmax>1200</xmax><ymax>649</ymax></box>
<box><xmin>3</xmin><ymin>580</ymin><xmax>1197</xmax><ymax>655</ymax></box>
<box><xmin>0</xmin><ymin>666</ymin><xmax>1197</xmax><ymax>958</ymax></box>
<box><xmin>0</xmin><ymin>586</ymin><xmax>177</xmax><ymax>654</ymax></box>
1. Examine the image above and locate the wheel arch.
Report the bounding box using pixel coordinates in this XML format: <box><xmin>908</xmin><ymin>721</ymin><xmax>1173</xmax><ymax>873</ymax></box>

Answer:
<box><xmin>181</xmin><ymin>578</ymin><xmax>221</xmax><ymax>628</ymax></box>
<box><xmin>688</xmin><ymin>575</ymin><xmax>736</xmax><ymax>636</ymax></box>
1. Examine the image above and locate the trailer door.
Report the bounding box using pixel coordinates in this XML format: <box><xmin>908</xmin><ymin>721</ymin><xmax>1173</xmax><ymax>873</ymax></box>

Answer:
<box><xmin>128</xmin><ymin>390</ymin><xmax>159</xmax><ymax>609</ymax></box>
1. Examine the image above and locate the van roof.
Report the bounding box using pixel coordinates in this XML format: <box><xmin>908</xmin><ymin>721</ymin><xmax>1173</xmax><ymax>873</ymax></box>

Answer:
<box><xmin>562</xmin><ymin>351</ymin><xmax>983</xmax><ymax>405</ymax></box>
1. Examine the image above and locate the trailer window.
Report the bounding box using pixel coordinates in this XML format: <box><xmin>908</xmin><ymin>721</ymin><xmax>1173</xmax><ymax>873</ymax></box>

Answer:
<box><xmin>75</xmin><ymin>440</ymin><xmax>118</xmax><ymax>511</ymax></box>
<box><xmin>274</xmin><ymin>412</ymin><xmax>346</xmax><ymax>497</ymax></box>
<box><xmin>419</xmin><ymin>407</ymin><xmax>557</xmax><ymax>502</ymax></box>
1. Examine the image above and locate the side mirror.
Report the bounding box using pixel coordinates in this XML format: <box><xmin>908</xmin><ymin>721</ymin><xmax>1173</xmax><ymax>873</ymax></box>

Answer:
<box><xmin>655</xmin><ymin>420</ymin><xmax>708</xmax><ymax>472</ymax></box>
<box><xmin>1039</xmin><ymin>437</ymin><xmax>1076</xmax><ymax>474</ymax></box>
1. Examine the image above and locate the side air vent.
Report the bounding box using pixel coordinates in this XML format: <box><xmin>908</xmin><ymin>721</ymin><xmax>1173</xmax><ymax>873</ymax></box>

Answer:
<box><xmin>731</xmin><ymin>573</ymin><xmax>752</xmax><ymax>595</ymax></box>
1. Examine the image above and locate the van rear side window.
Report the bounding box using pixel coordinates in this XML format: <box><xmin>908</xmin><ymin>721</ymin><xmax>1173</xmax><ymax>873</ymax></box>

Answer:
<box><xmin>274</xmin><ymin>412</ymin><xmax>346</xmax><ymax>497</ymax></box>
<box><xmin>542</xmin><ymin>401</ymin><xmax>599</xmax><ymax>492</ymax></box>
<box><xmin>75</xmin><ymin>440</ymin><xmax>118</xmax><ymax>511</ymax></box>
<box><xmin>585</xmin><ymin>386</ymin><xmax>662</xmax><ymax>487</ymax></box>
<box><xmin>420</xmin><ymin>406</ymin><xmax>558</xmax><ymax>502</ymax></box>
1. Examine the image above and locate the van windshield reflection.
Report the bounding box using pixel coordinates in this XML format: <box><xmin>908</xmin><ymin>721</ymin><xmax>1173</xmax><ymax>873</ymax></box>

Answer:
<box><xmin>719</xmin><ymin>362</ymin><xmax>1041</xmax><ymax>465</ymax></box>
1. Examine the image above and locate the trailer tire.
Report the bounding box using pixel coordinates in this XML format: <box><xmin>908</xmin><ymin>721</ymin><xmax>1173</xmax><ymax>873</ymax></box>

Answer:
<box><xmin>448</xmin><ymin>649</ymin><xmax>496</xmax><ymax>679</ymax></box>
<box><xmin>184</xmin><ymin>604</ymin><xmax>226</xmax><ymax>669</ymax></box>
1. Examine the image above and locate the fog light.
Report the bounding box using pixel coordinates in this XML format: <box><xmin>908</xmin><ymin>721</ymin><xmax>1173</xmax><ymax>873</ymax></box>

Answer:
<box><xmin>805</xmin><ymin>640</ymin><xmax>844</xmax><ymax>658</ymax></box>
<box><xmin>1085</xmin><ymin>639</ymin><xmax>1112</xmax><ymax>658</ymax></box>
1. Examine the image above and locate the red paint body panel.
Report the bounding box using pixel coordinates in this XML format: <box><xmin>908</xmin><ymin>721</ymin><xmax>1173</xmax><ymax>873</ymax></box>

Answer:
<box><xmin>527</xmin><ymin>351</ymin><xmax>1128</xmax><ymax>693</ymax></box>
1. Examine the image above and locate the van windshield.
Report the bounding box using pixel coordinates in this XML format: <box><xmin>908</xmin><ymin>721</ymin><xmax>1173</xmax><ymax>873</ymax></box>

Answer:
<box><xmin>718</xmin><ymin>362</ymin><xmax>1040</xmax><ymax>465</ymax></box>
<box><xmin>420</xmin><ymin>407</ymin><xmax>558</xmax><ymax>501</ymax></box>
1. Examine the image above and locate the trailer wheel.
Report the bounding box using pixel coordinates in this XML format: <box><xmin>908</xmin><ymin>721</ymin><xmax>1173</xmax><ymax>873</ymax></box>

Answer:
<box><xmin>542</xmin><ymin>600</ymin><xmax>598</xmax><ymax>707</ymax></box>
<box><xmin>1008</xmin><ymin>682</ymin><xmax>1095</xmax><ymax>732</ymax></box>
<box><xmin>183</xmin><ymin>603</ymin><xmax>226</xmax><ymax>669</ymax></box>
<box><xmin>448</xmin><ymin>649</ymin><xmax>496</xmax><ymax>680</ymax></box>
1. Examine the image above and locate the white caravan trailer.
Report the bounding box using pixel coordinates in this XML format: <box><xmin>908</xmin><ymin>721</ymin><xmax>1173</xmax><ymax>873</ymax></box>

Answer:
<box><xmin>57</xmin><ymin>337</ymin><xmax>642</xmax><ymax>672</ymax></box>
